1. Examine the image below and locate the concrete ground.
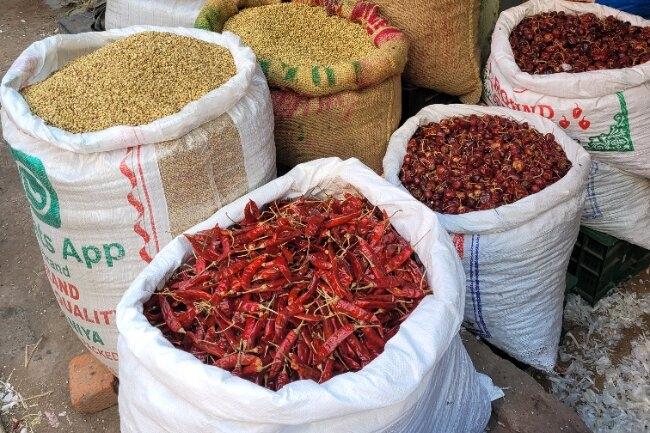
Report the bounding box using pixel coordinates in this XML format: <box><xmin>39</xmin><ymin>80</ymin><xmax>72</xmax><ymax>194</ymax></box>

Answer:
<box><xmin>0</xmin><ymin>1</ymin><xmax>120</xmax><ymax>432</ymax></box>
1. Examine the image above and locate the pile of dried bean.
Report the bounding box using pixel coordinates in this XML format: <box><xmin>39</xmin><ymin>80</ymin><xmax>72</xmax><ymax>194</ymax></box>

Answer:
<box><xmin>399</xmin><ymin>115</ymin><xmax>571</xmax><ymax>214</ymax></box>
<box><xmin>510</xmin><ymin>11</ymin><xmax>649</xmax><ymax>74</ymax></box>
<box><xmin>144</xmin><ymin>194</ymin><xmax>431</xmax><ymax>390</ymax></box>
<box><xmin>22</xmin><ymin>32</ymin><xmax>236</xmax><ymax>133</ymax></box>
<box><xmin>223</xmin><ymin>3</ymin><xmax>376</xmax><ymax>67</ymax></box>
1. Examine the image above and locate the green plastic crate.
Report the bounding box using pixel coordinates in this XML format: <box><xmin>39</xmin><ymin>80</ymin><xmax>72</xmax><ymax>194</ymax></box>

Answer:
<box><xmin>567</xmin><ymin>227</ymin><xmax>650</xmax><ymax>305</ymax></box>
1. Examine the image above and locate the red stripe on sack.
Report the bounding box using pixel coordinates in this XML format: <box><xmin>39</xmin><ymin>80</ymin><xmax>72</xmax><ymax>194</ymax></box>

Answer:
<box><xmin>133</xmin><ymin>222</ymin><xmax>153</xmax><ymax>262</ymax></box>
<box><xmin>350</xmin><ymin>2</ymin><xmax>372</xmax><ymax>27</ymax></box>
<box><xmin>126</xmin><ymin>192</ymin><xmax>145</xmax><ymax>215</ymax></box>
<box><xmin>119</xmin><ymin>148</ymin><xmax>138</xmax><ymax>188</ymax></box>
<box><xmin>132</xmin><ymin>220</ymin><xmax>150</xmax><ymax>244</ymax></box>
<box><xmin>452</xmin><ymin>234</ymin><xmax>464</xmax><ymax>259</ymax></box>
<box><xmin>348</xmin><ymin>2</ymin><xmax>403</xmax><ymax>46</ymax></box>
<box><xmin>136</xmin><ymin>146</ymin><xmax>160</xmax><ymax>253</ymax></box>
<box><xmin>119</xmin><ymin>147</ymin><xmax>154</xmax><ymax>264</ymax></box>
<box><xmin>373</xmin><ymin>28</ymin><xmax>403</xmax><ymax>45</ymax></box>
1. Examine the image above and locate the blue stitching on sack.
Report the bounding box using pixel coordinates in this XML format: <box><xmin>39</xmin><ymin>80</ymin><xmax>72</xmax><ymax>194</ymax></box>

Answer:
<box><xmin>473</xmin><ymin>235</ymin><xmax>490</xmax><ymax>338</ymax></box>
<box><xmin>583</xmin><ymin>161</ymin><xmax>603</xmax><ymax>220</ymax></box>
<box><xmin>468</xmin><ymin>235</ymin><xmax>490</xmax><ymax>338</ymax></box>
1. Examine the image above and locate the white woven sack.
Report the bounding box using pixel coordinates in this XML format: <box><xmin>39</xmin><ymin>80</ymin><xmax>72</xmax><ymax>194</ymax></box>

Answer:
<box><xmin>105</xmin><ymin>0</ymin><xmax>203</xmax><ymax>29</ymax></box>
<box><xmin>384</xmin><ymin>105</ymin><xmax>591</xmax><ymax>370</ymax></box>
<box><xmin>484</xmin><ymin>0</ymin><xmax>650</xmax><ymax>178</ymax></box>
<box><xmin>117</xmin><ymin>158</ymin><xmax>496</xmax><ymax>433</ymax></box>
<box><xmin>582</xmin><ymin>160</ymin><xmax>650</xmax><ymax>249</ymax></box>
<box><xmin>0</xmin><ymin>26</ymin><xmax>276</xmax><ymax>373</ymax></box>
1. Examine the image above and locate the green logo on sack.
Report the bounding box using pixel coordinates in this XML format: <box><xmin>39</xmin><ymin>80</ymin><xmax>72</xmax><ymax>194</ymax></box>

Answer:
<box><xmin>10</xmin><ymin>148</ymin><xmax>61</xmax><ymax>228</ymax></box>
<box><xmin>582</xmin><ymin>92</ymin><xmax>634</xmax><ymax>152</ymax></box>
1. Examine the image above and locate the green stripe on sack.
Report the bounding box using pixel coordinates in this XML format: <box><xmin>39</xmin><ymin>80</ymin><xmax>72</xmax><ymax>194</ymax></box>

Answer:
<box><xmin>259</xmin><ymin>59</ymin><xmax>270</xmax><ymax>77</ymax></box>
<box><xmin>325</xmin><ymin>67</ymin><xmax>336</xmax><ymax>86</ymax></box>
<box><xmin>311</xmin><ymin>66</ymin><xmax>321</xmax><ymax>86</ymax></box>
<box><xmin>195</xmin><ymin>7</ymin><xmax>220</xmax><ymax>30</ymax></box>
<box><xmin>352</xmin><ymin>61</ymin><xmax>361</xmax><ymax>83</ymax></box>
<box><xmin>284</xmin><ymin>67</ymin><xmax>298</xmax><ymax>82</ymax></box>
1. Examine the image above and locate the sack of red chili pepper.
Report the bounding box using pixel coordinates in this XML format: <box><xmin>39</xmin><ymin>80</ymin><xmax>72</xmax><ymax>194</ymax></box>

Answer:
<box><xmin>484</xmin><ymin>0</ymin><xmax>650</xmax><ymax>179</ymax></box>
<box><xmin>116</xmin><ymin>158</ymin><xmax>497</xmax><ymax>433</ymax></box>
<box><xmin>581</xmin><ymin>160</ymin><xmax>650</xmax><ymax>249</ymax></box>
<box><xmin>383</xmin><ymin>105</ymin><xmax>591</xmax><ymax>370</ymax></box>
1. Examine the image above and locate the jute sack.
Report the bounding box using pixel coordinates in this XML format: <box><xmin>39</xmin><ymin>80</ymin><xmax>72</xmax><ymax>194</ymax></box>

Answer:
<box><xmin>0</xmin><ymin>26</ymin><xmax>275</xmax><ymax>373</ymax></box>
<box><xmin>484</xmin><ymin>0</ymin><xmax>650</xmax><ymax>178</ymax></box>
<box><xmin>372</xmin><ymin>0</ymin><xmax>483</xmax><ymax>104</ymax></box>
<box><xmin>118</xmin><ymin>157</ymin><xmax>496</xmax><ymax>433</ymax></box>
<box><xmin>581</xmin><ymin>161</ymin><xmax>650</xmax><ymax>249</ymax></box>
<box><xmin>384</xmin><ymin>105</ymin><xmax>591</xmax><ymax>370</ymax></box>
<box><xmin>196</xmin><ymin>0</ymin><xmax>407</xmax><ymax>172</ymax></box>
<box><xmin>105</xmin><ymin>0</ymin><xmax>204</xmax><ymax>29</ymax></box>
<box><xmin>479</xmin><ymin>0</ymin><xmax>500</xmax><ymax>68</ymax></box>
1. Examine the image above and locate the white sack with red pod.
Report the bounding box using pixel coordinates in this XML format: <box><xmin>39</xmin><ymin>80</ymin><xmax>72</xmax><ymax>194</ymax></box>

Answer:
<box><xmin>116</xmin><ymin>158</ymin><xmax>498</xmax><ymax>433</ymax></box>
<box><xmin>384</xmin><ymin>104</ymin><xmax>591</xmax><ymax>370</ymax></box>
<box><xmin>484</xmin><ymin>0</ymin><xmax>650</xmax><ymax>178</ymax></box>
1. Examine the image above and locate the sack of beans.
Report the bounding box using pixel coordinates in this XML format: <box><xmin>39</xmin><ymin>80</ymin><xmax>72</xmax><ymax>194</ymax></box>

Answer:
<box><xmin>117</xmin><ymin>157</ymin><xmax>496</xmax><ymax>433</ymax></box>
<box><xmin>582</xmin><ymin>161</ymin><xmax>650</xmax><ymax>249</ymax></box>
<box><xmin>383</xmin><ymin>105</ymin><xmax>591</xmax><ymax>370</ymax></box>
<box><xmin>484</xmin><ymin>0</ymin><xmax>650</xmax><ymax>178</ymax></box>
<box><xmin>195</xmin><ymin>0</ymin><xmax>407</xmax><ymax>172</ymax></box>
<box><xmin>105</xmin><ymin>0</ymin><xmax>203</xmax><ymax>29</ymax></box>
<box><xmin>0</xmin><ymin>27</ymin><xmax>275</xmax><ymax>373</ymax></box>
<box><xmin>372</xmin><ymin>0</ymin><xmax>483</xmax><ymax>103</ymax></box>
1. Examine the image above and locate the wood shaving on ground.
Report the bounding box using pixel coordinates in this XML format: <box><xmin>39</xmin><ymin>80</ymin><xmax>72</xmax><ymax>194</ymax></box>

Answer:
<box><xmin>1</xmin><ymin>380</ymin><xmax>22</xmax><ymax>414</ymax></box>
<box><xmin>548</xmin><ymin>287</ymin><xmax>649</xmax><ymax>433</ymax></box>
<box><xmin>23</xmin><ymin>337</ymin><xmax>43</xmax><ymax>369</ymax></box>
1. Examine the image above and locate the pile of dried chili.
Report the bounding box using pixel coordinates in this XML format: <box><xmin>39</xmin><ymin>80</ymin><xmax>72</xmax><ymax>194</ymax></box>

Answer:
<box><xmin>399</xmin><ymin>114</ymin><xmax>571</xmax><ymax>214</ymax></box>
<box><xmin>143</xmin><ymin>194</ymin><xmax>431</xmax><ymax>390</ymax></box>
<box><xmin>510</xmin><ymin>11</ymin><xmax>649</xmax><ymax>74</ymax></box>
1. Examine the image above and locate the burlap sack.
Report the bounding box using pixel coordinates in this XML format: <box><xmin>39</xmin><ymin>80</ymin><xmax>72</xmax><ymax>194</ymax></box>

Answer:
<box><xmin>479</xmin><ymin>0</ymin><xmax>500</xmax><ymax>67</ymax></box>
<box><xmin>373</xmin><ymin>0</ymin><xmax>482</xmax><ymax>104</ymax></box>
<box><xmin>196</xmin><ymin>0</ymin><xmax>406</xmax><ymax>172</ymax></box>
<box><xmin>273</xmin><ymin>75</ymin><xmax>401</xmax><ymax>171</ymax></box>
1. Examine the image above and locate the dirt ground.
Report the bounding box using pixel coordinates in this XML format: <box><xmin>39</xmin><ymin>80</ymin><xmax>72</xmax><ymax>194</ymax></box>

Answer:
<box><xmin>0</xmin><ymin>1</ymin><xmax>120</xmax><ymax>432</ymax></box>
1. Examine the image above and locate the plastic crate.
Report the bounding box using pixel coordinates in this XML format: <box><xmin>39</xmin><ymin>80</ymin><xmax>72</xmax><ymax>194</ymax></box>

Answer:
<box><xmin>567</xmin><ymin>227</ymin><xmax>650</xmax><ymax>305</ymax></box>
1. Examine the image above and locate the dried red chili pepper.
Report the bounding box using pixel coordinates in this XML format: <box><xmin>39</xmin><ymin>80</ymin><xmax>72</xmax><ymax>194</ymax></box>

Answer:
<box><xmin>269</xmin><ymin>328</ymin><xmax>300</xmax><ymax>378</ymax></box>
<box><xmin>145</xmin><ymin>195</ymin><xmax>432</xmax><ymax>390</ymax></box>
<box><xmin>333</xmin><ymin>299</ymin><xmax>379</xmax><ymax>325</ymax></box>
<box><xmin>243</xmin><ymin>200</ymin><xmax>260</xmax><ymax>225</ymax></box>
<box><xmin>510</xmin><ymin>11</ymin><xmax>649</xmax><ymax>74</ymax></box>
<box><xmin>400</xmin><ymin>115</ymin><xmax>571</xmax><ymax>214</ymax></box>
<box><xmin>317</xmin><ymin>324</ymin><xmax>355</xmax><ymax>362</ymax></box>
<box><xmin>319</xmin><ymin>358</ymin><xmax>335</xmax><ymax>383</ymax></box>
<box><xmin>159</xmin><ymin>295</ymin><xmax>185</xmax><ymax>334</ymax></box>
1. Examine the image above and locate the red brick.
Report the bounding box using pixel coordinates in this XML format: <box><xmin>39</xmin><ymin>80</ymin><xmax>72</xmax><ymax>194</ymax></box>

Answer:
<box><xmin>68</xmin><ymin>352</ymin><xmax>117</xmax><ymax>413</ymax></box>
